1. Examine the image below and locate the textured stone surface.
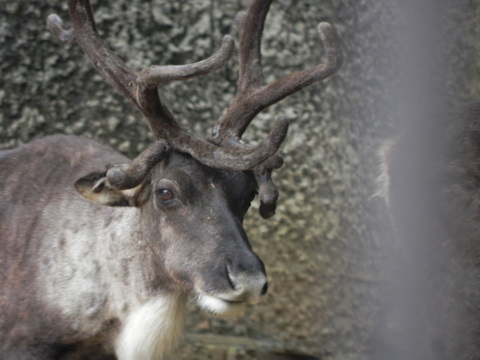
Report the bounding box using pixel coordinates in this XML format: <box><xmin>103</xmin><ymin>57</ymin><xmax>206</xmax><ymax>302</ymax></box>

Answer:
<box><xmin>1</xmin><ymin>0</ymin><xmax>480</xmax><ymax>359</ymax></box>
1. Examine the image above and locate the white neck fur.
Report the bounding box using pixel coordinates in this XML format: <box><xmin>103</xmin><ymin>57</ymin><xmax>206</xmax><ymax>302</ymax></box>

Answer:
<box><xmin>115</xmin><ymin>293</ymin><xmax>186</xmax><ymax>360</ymax></box>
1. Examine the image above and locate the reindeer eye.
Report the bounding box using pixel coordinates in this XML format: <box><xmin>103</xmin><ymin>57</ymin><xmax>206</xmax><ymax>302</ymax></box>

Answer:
<box><xmin>156</xmin><ymin>189</ymin><xmax>175</xmax><ymax>202</ymax></box>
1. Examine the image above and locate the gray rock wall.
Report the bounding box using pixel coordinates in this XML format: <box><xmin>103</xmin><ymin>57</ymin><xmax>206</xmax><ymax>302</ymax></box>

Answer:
<box><xmin>2</xmin><ymin>0</ymin><xmax>480</xmax><ymax>359</ymax></box>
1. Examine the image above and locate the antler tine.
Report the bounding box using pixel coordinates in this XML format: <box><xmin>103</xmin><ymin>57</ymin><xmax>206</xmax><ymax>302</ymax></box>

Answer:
<box><xmin>235</xmin><ymin>1</ymin><xmax>272</xmax><ymax>94</ymax></box>
<box><xmin>138</xmin><ymin>36</ymin><xmax>234</xmax><ymax>86</ymax></box>
<box><xmin>46</xmin><ymin>14</ymin><xmax>75</xmax><ymax>42</ymax></box>
<box><xmin>212</xmin><ymin>1</ymin><xmax>343</xmax><ymax>142</ymax></box>
<box><xmin>254</xmin><ymin>155</ymin><xmax>284</xmax><ymax>218</ymax></box>
<box><xmin>105</xmin><ymin>141</ymin><xmax>168</xmax><ymax>190</ymax></box>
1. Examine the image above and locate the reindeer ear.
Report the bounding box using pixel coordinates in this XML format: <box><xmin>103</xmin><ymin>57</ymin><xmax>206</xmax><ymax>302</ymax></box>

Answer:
<box><xmin>74</xmin><ymin>170</ymin><xmax>147</xmax><ymax>207</ymax></box>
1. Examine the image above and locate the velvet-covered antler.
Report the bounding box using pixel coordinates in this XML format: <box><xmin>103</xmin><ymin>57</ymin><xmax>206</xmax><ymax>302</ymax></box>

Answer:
<box><xmin>209</xmin><ymin>0</ymin><xmax>343</xmax><ymax>217</ymax></box>
<box><xmin>47</xmin><ymin>0</ymin><xmax>288</xmax><ymax>176</ymax></box>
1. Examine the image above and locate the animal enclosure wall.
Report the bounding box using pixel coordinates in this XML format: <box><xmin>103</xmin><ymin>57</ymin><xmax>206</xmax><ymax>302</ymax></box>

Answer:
<box><xmin>2</xmin><ymin>0</ymin><xmax>480</xmax><ymax>359</ymax></box>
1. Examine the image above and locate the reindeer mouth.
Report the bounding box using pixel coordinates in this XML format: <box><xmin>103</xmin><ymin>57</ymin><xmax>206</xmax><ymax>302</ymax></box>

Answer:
<box><xmin>196</xmin><ymin>293</ymin><xmax>247</xmax><ymax>318</ymax></box>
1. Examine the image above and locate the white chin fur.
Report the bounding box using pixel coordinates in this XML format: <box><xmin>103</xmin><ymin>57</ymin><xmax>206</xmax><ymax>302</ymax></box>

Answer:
<box><xmin>197</xmin><ymin>294</ymin><xmax>246</xmax><ymax>318</ymax></box>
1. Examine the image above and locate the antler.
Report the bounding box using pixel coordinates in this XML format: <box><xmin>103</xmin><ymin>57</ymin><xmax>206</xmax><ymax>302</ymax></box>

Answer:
<box><xmin>211</xmin><ymin>0</ymin><xmax>343</xmax><ymax>143</ymax></box>
<box><xmin>208</xmin><ymin>0</ymin><xmax>343</xmax><ymax>218</ymax></box>
<box><xmin>47</xmin><ymin>0</ymin><xmax>287</xmax><ymax>173</ymax></box>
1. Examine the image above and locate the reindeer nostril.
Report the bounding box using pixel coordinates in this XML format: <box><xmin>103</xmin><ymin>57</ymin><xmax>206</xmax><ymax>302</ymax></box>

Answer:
<box><xmin>226</xmin><ymin>266</ymin><xmax>237</xmax><ymax>290</ymax></box>
<box><xmin>260</xmin><ymin>281</ymin><xmax>268</xmax><ymax>296</ymax></box>
<box><xmin>226</xmin><ymin>263</ymin><xmax>268</xmax><ymax>298</ymax></box>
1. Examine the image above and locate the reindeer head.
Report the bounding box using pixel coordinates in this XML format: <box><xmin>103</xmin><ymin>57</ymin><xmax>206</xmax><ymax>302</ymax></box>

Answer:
<box><xmin>47</xmin><ymin>0</ymin><xmax>342</xmax><ymax>317</ymax></box>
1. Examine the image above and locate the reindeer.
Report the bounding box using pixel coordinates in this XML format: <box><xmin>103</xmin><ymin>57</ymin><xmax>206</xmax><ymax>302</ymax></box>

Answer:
<box><xmin>0</xmin><ymin>0</ymin><xmax>342</xmax><ymax>359</ymax></box>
